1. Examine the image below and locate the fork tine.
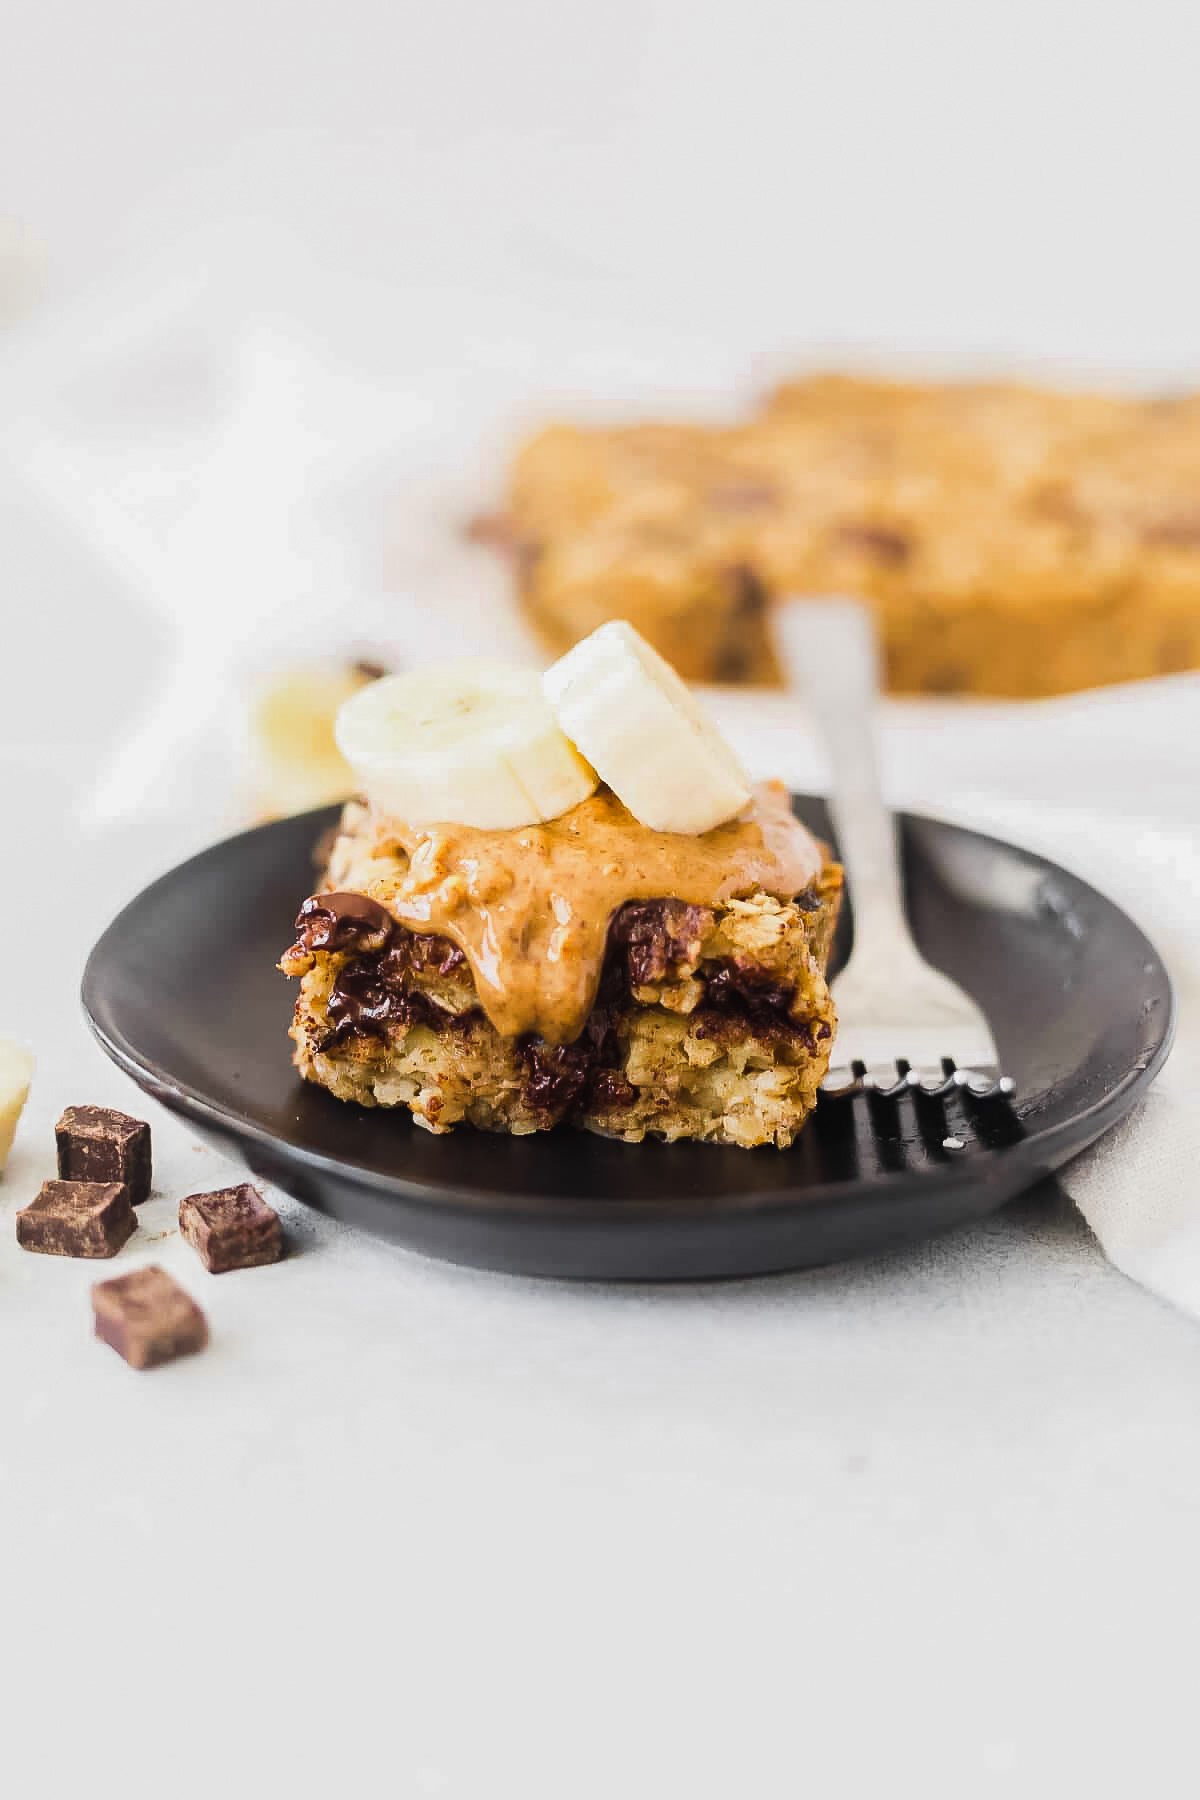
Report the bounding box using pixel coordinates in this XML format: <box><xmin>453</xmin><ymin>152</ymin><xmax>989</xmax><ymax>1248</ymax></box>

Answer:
<box><xmin>909</xmin><ymin>1077</ymin><xmax>950</xmax><ymax>1146</ymax></box>
<box><xmin>813</xmin><ymin>1055</ymin><xmax>1022</xmax><ymax>1173</ymax></box>
<box><xmin>907</xmin><ymin>1063</ymin><xmax>959</xmax><ymax>1099</ymax></box>
<box><xmin>956</xmin><ymin>1076</ymin><xmax>1025</xmax><ymax>1148</ymax></box>
<box><xmin>865</xmin><ymin>1076</ymin><xmax>902</xmax><ymax>1136</ymax></box>
<box><xmin>863</xmin><ymin>1061</ymin><xmax>912</xmax><ymax>1101</ymax></box>
<box><xmin>820</xmin><ymin>1064</ymin><xmax>866</xmax><ymax>1099</ymax></box>
<box><xmin>953</xmin><ymin>1067</ymin><xmax>1017</xmax><ymax>1099</ymax></box>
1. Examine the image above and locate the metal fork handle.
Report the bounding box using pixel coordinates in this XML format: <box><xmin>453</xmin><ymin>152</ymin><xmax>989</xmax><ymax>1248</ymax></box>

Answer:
<box><xmin>773</xmin><ymin>597</ymin><xmax>919</xmax><ymax>978</ymax></box>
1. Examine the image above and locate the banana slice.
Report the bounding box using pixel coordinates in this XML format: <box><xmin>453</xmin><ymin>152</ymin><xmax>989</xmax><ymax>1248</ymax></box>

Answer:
<box><xmin>251</xmin><ymin>662</ymin><xmax>376</xmax><ymax>820</ymax></box>
<box><xmin>0</xmin><ymin>1040</ymin><xmax>33</xmax><ymax>1174</ymax></box>
<box><xmin>544</xmin><ymin>621</ymin><xmax>752</xmax><ymax>835</ymax></box>
<box><xmin>335</xmin><ymin>662</ymin><xmax>598</xmax><ymax>829</ymax></box>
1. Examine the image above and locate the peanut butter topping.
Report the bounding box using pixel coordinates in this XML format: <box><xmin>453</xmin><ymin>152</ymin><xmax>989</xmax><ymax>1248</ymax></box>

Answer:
<box><xmin>348</xmin><ymin>782</ymin><xmax>822</xmax><ymax>1044</ymax></box>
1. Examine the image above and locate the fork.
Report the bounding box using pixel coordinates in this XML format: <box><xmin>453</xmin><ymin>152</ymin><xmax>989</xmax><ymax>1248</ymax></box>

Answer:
<box><xmin>772</xmin><ymin>596</ymin><xmax>1014</xmax><ymax>1115</ymax></box>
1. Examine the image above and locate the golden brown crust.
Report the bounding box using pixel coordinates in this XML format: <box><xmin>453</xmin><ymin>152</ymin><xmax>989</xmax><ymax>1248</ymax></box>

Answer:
<box><xmin>282</xmin><ymin>807</ymin><xmax>843</xmax><ymax>1148</ymax></box>
<box><xmin>496</xmin><ymin>375</ymin><xmax>1200</xmax><ymax>696</ymax></box>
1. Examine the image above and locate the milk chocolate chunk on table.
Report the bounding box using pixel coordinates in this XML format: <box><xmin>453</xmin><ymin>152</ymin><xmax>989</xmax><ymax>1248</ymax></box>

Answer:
<box><xmin>91</xmin><ymin>1266</ymin><xmax>208</xmax><ymax>1370</ymax></box>
<box><xmin>56</xmin><ymin>1104</ymin><xmax>152</xmax><ymax>1204</ymax></box>
<box><xmin>179</xmin><ymin>1183</ymin><xmax>283</xmax><ymax>1273</ymax></box>
<box><xmin>17</xmin><ymin>1180</ymin><xmax>137</xmax><ymax>1258</ymax></box>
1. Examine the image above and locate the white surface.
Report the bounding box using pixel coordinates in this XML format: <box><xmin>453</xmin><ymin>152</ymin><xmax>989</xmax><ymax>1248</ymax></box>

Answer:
<box><xmin>5</xmin><ymin>2</ymin><xmax>1200</xmax><ymax>381</ymax></box>
<box><xmin>4</xmin><ymin>6</ymin><xmax>1200</xmax><ymax>1793</ymax></box>
<box><xmin>3</xmin><ymin>698</ymin><xmax>1200</xmax><ymax>1800</ymax></box>
<box><xmin>5</xmin><ymin>443</ymin><xmax>1200</xmax><ymax>1800</ymax></box>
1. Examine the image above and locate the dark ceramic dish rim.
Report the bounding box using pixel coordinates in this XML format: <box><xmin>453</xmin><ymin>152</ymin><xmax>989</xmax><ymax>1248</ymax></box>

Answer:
<box><xmin>80</xmin><ymin>800</ymin><xmax>1177</xmax><ymax>1226</ymax></box>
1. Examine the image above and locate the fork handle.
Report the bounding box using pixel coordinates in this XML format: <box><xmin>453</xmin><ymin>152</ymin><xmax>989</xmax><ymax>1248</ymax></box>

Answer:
<box><xmin>773</xmin><ymin>596</ymin><xmax>915</xmax><ymax>969</ymax></box>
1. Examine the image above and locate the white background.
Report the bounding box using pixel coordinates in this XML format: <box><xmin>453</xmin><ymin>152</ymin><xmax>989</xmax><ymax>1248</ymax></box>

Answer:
<box><xmin>6</xmin><ymin>0</ymin><xmax>1200</xmax><ymax>378</ymax></box>
<box><xmin>3</xmin><ymin>6</ymin><xmax>1200</xmax><ymax>1796</ymax></box>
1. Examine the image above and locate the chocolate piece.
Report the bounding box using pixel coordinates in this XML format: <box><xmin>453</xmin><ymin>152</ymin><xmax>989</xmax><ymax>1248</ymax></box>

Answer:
<box><xmin>1142</xmin><ymin>511</ymin><xmax>1200</xmax><ymax>549</ymax></box>
<box><xmin>91</xmin><ymin>1266</ymin><xmax>208</xmax><ymax>1370</ymax></box>
<box><xmin>351</xmin><ymin>657</ymin><xmax>390</xmax><ymax>682</ymax></box>
<box><xmin>586</xmin><ymin>1067</ymin><xmax>638</xmax><ymax>1112</ymax></box>
<box><xmin>55</xmin><ymin>1104</ymin><xmax>152</xmax><ymax>1205</ymax></box>
<box><xmin>321</xmin><ymin>928</ymin><xmax>472</xmax><ymax>1048</ymax></box>
<box><xmin>293</xmin><ymin>891</ymin><xmax>395</xmax><ymax>955</ymax></box>
<box><xmin>516</xmin><ymin>999</ymin><xmax>631</xmax><ymax>1124</ymax></box>
<box><xmin>17</xmin><ymin>1180</ymin><xmax>137</xmax><ymax>1258</ymax></box>
<box><xmin>723</xmin><ymin>561</ymin><xmax>769</xmax><ymax>618</ymax></box>
<box><xmin>606</xmin><ymin>899</ymin><xmax>710</xmax><ymax>990</ymax></box>
<box><xmin>691</xmin><ymin>1005</ymin><xmax>830</xmax><ymax>1052</ymax></box>
<box><xmin>179</xmin><ymin>1183</ymin><xmax>284</xmax><ymax>1274</ymax></box>
<box><xmin>832</xmin><ymin>521</ymin><xmax>912</xmax><ymax>565</ymax></box>
<box><xmin>703</xmin><ymin>956</ymin><xmax>798</xmax><ymax>1025</ymax></box>
<box><xmin>714</xmin><ymin>564</ymin><xmax>770</xmax><ymax>681</ymax></box>
<box><xmin>518</xmin><ymin>1036</ymin><xmax>595</xmax><ymax>1119</ymax></box>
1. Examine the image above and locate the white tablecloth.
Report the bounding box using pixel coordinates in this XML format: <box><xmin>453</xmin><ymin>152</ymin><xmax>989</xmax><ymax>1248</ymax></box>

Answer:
<box><xmin>4</xmin><ymin>452</ymin><xmax>1200</xmax><ymax>1795</ymax></box>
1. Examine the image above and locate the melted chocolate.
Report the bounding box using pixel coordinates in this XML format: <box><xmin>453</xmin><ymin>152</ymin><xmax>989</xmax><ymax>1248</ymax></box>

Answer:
<box><xmin>606</xmin><ymin>900</ymin><xmax>710</xmax><ymax>991</ymax></box>
<box><xmin>295</xmin><ymin>891</ymin><xmax>394</xmax><ymax>955</ymax></box>
<box><xmin>518</xmin><ymin>1036</ymin><xmax>596</xmax><ymax>1119</ymax></box>
<box><xmin>588</xmin><ymin>1068</ymin><xmax>638</xmax><ymax>1112</ymax></box>
<box><xmin>692</xmin><ymin>1007</ymin><xmax>830</xmax><ymax>1053</ymax></box>
<box><xmin>517</xmin><ymin>999</ymin><xmax>629</xmax><ymax>1123</ymax></box>
<box><xmin>321</xmin><ymin>931</ymin><xmax>472</xmax><ymax>1048</ymax></box>
<box><xmin>313</xmin><ymin>902</ymin><xmax>825</xmax><ymax>1118</ymax></box>
<box><xmin>702</xmin><ymin>957</ymin><xmax>798</xmax><ymax>1026</ymax></box>
<box><xmin>698</xmin><ymin>957</ymin><xmax>831</xmax><ymax>1049</ymax></box>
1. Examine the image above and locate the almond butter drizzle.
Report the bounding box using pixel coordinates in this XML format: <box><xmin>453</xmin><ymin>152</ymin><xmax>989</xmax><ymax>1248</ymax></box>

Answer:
<box><xmin>354</xmin><ymin>781</ymin><xmax>823</xmax><ymax>1045</ymax></box>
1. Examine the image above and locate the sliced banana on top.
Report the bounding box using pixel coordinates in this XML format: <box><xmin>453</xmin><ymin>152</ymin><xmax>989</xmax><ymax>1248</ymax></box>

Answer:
<box><xmin>544</xmin><ymin>621</ymin><xmax>752</xmax><ymax>835</ymax></box>
<box><xmin>335</xmin><ymin>662</ymin><xmax>598</xmax><ymax>830</ymax></box>
<box><xmin>0</xmin><ymin>1040</ymin><xmax>33</xmax><ymax>1175</ymax></box>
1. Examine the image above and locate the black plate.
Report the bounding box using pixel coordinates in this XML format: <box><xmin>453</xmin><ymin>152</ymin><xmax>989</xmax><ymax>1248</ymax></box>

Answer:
<box><xmin>82</xmin><ymin>798</ymin><xmax>1174</xmax><ymax>1280</ymax></box>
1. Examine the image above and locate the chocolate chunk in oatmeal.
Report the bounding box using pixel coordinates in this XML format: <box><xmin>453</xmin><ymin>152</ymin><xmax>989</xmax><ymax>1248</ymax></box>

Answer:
<box><xmin>292</xmin><ymin>891</ymin><xmax>394</xmax><ymax>956</ymax></box>
<box><xmin>832</xmin><ymin>521</ymin><xmax>912</xmax><ymax>565</ymax></box>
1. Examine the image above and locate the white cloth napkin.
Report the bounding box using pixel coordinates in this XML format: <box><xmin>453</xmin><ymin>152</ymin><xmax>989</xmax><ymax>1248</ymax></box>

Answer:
<box><xmin>707</xmin><ymin>678</ymin><xmax>1200</xmax><ymax>1313</ymax></box>
<box><xmin>3</xmin><ymin>265</ymin><xmax>1197</xmax><ymax>1314</ymax></box>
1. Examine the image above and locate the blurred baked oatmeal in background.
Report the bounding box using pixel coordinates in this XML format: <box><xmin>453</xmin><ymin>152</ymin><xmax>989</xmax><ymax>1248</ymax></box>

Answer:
<box><xmin>482</xmin><ymin>373</ymin><xmax>1200</xmax><ymax>697</ymax></box>
<box><xmin>250</xmin><ymin>372</ymin><xmax>1200</xmax><ymax>825</ymax></box>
